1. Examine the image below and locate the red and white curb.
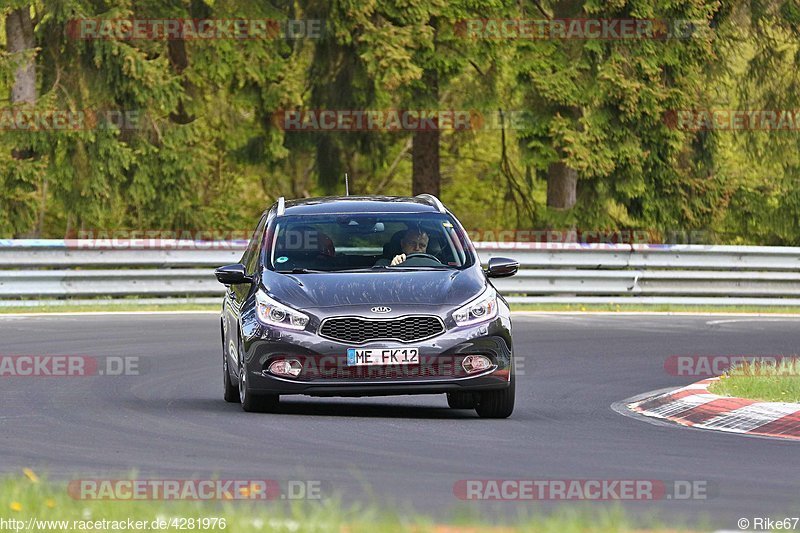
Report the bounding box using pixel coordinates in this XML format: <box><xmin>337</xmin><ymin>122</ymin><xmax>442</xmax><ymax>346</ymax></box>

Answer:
<box><xmin>628</xmin><ymin>378</ymin><xmax>800</xmax><ymax>440</ymax></box>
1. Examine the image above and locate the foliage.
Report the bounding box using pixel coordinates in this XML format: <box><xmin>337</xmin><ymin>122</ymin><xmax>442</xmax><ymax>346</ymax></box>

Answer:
<box><xmin>0</xmin><ymin>0</ymin><xmax>798</xmax><ymax>244</ymax></box>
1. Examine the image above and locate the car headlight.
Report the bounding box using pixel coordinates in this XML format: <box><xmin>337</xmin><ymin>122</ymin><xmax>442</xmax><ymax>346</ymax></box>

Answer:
<box><xmin>453</xmin><ymin>287</ymin><xmax>498</xmax><ymax>326</ymax></box>
<box><xmin>256</xmin><ymin>290</ymin><xmax>309</xmax><ymax>330</ymax></box>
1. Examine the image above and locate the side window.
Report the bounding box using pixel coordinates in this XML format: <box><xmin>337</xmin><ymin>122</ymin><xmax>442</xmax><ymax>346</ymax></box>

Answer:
<box><xmin>241</xmin><ymin>215</ymin><xmax>268</xmax><ymax>275</ymax></box>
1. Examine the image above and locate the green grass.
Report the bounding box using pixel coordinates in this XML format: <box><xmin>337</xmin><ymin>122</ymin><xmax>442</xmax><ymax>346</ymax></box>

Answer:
<box><xmin>708</xmin><ymin>358</ymin><xmax>800</xmax><ymax>402</ymax></box>
<box><xmin>0</xmin><ymin>304</ymin><xmax>220</xmax><ymax>314</ymax></box>
<box><xmin>0</xmin><ymin>473</ymin><xmax>698</xmax><ymax>532</ymax></box>
<box><xmin>509</xmin><ymin>303</ymin><xmax>800</xmax><ymax>314</ymax></box>
<box><xmin>3</xmin><ymin>302</ymin><xmax>800</xmax><ymax>315</ymax></box>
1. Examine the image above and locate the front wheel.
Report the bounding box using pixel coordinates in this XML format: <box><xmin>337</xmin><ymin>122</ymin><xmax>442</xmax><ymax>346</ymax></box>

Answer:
<box><xmin>223</xmin><ymin>322</ymin><xmax>238</xmax><ymax>403</ymax></box>
<box><xmin>446</xmin><ymin>391</ymin><xmax>476</xmax><ymax>409</ymax></box>
<box><xmin>223</xmin><ymin>349</ymin><xmax>238</xmax><ymax>403</ymax></box>
<box><xmin>475</xmin><ymin>374</ymin><xmax>515</xmax><ymax>419</ymax></box>
<box><xmin>238</xmin><ymin>335</ymin><xmax>279</xmax><ymax>413</ymax></box>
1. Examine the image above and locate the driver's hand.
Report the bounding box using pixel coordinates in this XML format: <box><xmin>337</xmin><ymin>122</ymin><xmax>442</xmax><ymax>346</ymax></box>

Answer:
<box><xmin>390</xmin><ymin>254</ymin><xmax>406</xmax><ymax>266</ymax></box>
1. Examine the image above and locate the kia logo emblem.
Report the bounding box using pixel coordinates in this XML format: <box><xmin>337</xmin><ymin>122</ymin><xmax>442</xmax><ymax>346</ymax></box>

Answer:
<box><xmin>371</xmin><ymin>306</ymin><xmax>391</xmax><ymax>314</ymax></box>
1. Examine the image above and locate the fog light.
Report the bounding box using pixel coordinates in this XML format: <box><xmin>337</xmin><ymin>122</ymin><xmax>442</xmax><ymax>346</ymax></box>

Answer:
<box><xmin>268</xmin><ymin>359</ymin><xmax>302</xmax><ymax>377</ymax></box>
<box><xmin>462</xmin><ymin>355</ymin><xmax>493</xmax><ymax>374</ymax></box>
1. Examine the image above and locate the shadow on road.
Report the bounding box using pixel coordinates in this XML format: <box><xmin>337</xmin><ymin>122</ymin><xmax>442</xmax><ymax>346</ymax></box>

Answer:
<box><xmin>157</xmin><ymin>396</ymin><xmax>482</xmax><ymax>419</ymax></box>
<box><xmin>266</xmin><ymin>399</ymin><xmax>480</xmax><ymax>419</ymax></box>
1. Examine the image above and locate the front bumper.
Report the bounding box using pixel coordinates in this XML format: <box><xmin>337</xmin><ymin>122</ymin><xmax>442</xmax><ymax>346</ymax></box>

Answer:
<box><xmin>241</xmin><ymin>315</ymin><xmax>512</xmax><ymax>397</ymax></box>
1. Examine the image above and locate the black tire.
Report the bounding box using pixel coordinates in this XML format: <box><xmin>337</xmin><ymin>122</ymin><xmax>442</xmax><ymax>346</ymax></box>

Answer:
<box><xmin>242</xmin><ymin>391</ymin><xmax>279</xmax><ymax>413</ymax></box>
<box><xmin>223</xmin><ymin>320</ymin><xmax>238</xmax><ymax>403</ymax></box>
<box><xmin>475</xmin><ymin>374</ymin><xmax>515</xmax><ymax>419</ymax></box>
<box><xmin>238</xmin><ymin>334</ymin><xmax>279</xmax><ymax>413</ymax></box>
<box><xmin>446</xmin><ymin>391</ymin><xmax>477</xmax><ymax>409</ymax></box>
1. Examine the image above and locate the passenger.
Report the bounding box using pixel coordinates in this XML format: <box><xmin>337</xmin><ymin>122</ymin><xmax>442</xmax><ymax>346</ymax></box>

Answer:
<box><xmin>275</xmin><ymin>225</ymin><xmax>335</xmax><ymax>270</ymax></box>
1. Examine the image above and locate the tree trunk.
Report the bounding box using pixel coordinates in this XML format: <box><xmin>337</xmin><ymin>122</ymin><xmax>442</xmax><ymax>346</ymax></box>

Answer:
<box><xmin>168</xmin><ymin>39</ymin><xmax>194</xmax><ymax>124</ymax></box>
<box><xmin>544</xmin><ymin>0</ymin><xmax>584</xmax><ymax>210</ymax></box>
<box><xmin>6</xmin><ymin>6</ymin><xmax>37</xmax><ymax>160</ymax></box>
<box><xmin>6</xmin><ymin>7</ymin><xmax>36</xmax><ymax>105</ymax></box>
<box><xmin>412</xmin><ymin>67</ymin><xmax>440</xmax><ymax>196</ymax></box>
<box><xmin>36</xmin><ymin>177</ymin><xmax>47</xmax><ymax>237</ymax></box>
<box><xmin>412</xmin><ymin>128</ymin><xmax>440</xmax><ymax>196</ymax></box>
<box><xmin>546</xmin><ymin>162</ymin><xmax>577</xmax><ymax>209</ymax></box>
<box><xmin>316</xmin><ymin>136</ymin><xmax>344</xmax><ymax>194</ymax></box>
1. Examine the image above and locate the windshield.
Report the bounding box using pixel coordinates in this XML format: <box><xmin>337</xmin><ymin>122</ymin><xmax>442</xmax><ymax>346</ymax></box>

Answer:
<box><xmin>264</xmin><ymin>213</ymin><xmax>474</xmax><ymax>272</ymax></box>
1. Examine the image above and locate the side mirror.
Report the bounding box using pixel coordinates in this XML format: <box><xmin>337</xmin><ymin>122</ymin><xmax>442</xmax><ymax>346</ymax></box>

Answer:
<box><xmin>214</xmin><ymin>264</ymin><xmax>252</xmax><ymax>285</ymax></box>
<box><xmin>486</xmin><ymin>257</ymin><xmax>519</xmax><ymax>278</ymax></box>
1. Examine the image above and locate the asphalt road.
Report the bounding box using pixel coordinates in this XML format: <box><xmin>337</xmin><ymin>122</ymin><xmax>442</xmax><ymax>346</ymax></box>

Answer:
<box><xmin>1</xmin><ymin>312</ymin><xmax>799</xmax><ymax>528</ymax></box>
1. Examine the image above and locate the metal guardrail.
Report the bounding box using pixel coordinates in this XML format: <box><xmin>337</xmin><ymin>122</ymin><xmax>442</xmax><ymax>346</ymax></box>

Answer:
<box><xmin>1</xmin><ymin>240</ymin><xmax>800</xmax><ymax>306</ymax></box>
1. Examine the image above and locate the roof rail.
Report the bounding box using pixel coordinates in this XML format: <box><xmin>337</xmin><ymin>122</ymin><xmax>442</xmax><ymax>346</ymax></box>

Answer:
<box><xmin>276</xmin><ymin>196</ymin><xmax>285</xmax><ymax>216</ymax></box>
<box><xmin>415</xmin><ymin>194</ymin><xmax>446</xmax><ymax>213</ymax></box>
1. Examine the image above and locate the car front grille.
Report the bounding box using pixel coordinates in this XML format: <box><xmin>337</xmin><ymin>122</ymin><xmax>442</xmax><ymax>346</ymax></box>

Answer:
<box><xmin>319</xmin><ymin>315</ymin><xmax>445</xmax><ymax>344</ymax></box>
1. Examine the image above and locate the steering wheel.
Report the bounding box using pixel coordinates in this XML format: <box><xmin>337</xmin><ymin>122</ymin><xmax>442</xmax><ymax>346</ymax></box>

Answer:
<box><xmin>401</xmin><ymin>253</ymin><xmax>442</xmax><ymax>264</ymax></box>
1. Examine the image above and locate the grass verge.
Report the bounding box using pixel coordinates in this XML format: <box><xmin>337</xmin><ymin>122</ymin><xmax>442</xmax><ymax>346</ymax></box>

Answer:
<box><xmin>708</xmin><ymin>358</ymin><xmax>800</xmax><ymax>402</ymax></box>
<box><xmin>510</xmin><ymin>303</ymin><xmax>800</xmax><ymax>314</ymax></box>
<box><xmin>0</xmin><ymin>304</ymin><xmax>220</xmax><ymax>314</ymax></box>
<box><xmin>0</xmin><ymin>473</ymin><xmax>696</xmax><ymax>532</ymax></box>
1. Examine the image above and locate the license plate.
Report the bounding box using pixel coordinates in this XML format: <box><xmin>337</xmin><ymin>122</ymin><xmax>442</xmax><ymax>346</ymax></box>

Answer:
<box><xmin>346</xmin><ymin>348</ymin><xmax>419</xmax><ymax>366</ymax></box>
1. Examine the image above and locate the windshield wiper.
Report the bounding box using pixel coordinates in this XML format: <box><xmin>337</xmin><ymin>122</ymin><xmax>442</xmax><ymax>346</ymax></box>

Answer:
<box><xmin>324</xmin><ymin>266</ymin><xmax>416</xmax><ymax>273</ymax></box>
<box><xmin>390</xmin><ymin>265</ymin><xmax>457</xmax><ymax>270</ymax></box>
<box><xmin>326</xmin><ymin>266</ymin><xmax>391</xmax><ymax>272</ymax></box>
<box><xmin>276</xmin><ymin>268</ymin><xmax>327</xmax><ymax>274</ymax></box>
<box><xmin>329</xmin><ymin>265</ymin><xmax>456</xmax><ymax>273</ymax></box>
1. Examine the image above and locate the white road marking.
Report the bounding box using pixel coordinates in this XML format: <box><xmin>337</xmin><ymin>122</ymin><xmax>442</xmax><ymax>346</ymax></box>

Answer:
<box><xmin>698</xmin><ymin>403</ymin><xmax>800</xmax><ymax>432</ymax></box>
<box><xmin>706</xmin><ymin>317</ymin><xmax>800</xmax><ymax>325</ymax></box>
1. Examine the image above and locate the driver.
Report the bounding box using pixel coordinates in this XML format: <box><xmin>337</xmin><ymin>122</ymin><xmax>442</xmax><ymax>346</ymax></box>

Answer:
<box><xmin>377</xmin><ymin>228</ymin><xmax>429</xmax><ymax>266</ymax></box>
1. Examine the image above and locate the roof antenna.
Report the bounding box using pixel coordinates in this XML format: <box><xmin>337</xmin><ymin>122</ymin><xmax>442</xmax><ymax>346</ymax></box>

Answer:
<box><xmin>345</xmin><ymin>173</ymin><xmax>350</xmax><ymax>196</ymax></box>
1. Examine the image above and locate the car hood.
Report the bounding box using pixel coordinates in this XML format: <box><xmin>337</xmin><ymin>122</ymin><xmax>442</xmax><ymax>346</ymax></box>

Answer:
<box><xmin>261</xmin><ymin>268</ymin><xmax>485</xmax><ymax>309</ymax></box>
